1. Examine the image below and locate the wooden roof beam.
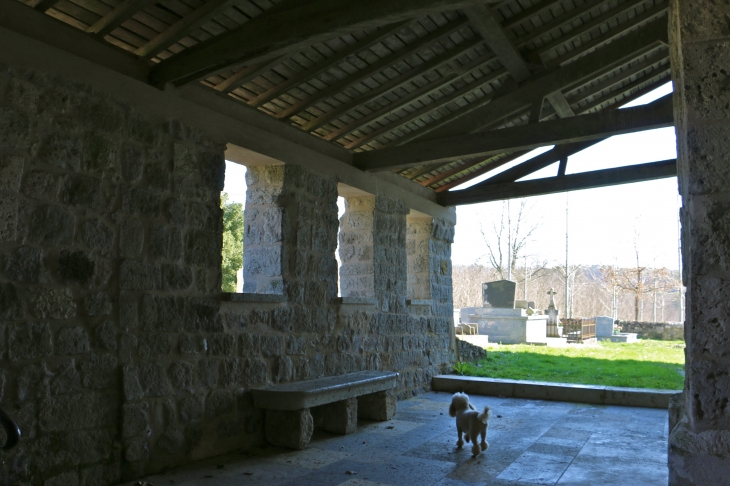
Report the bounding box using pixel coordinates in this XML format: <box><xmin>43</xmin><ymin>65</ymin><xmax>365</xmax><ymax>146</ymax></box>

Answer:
<box><xmin>34</xmin><ymin>0</ymin><xmax>60</xmax><ymax>12</ymax></box>
<box><xmin>354</xmin><ymin>94</ymin><xmax>673</xmax><ymax>171</ymax></box>
<box><xmin>437</xmin><ymin>159</ymin><xmax>676</xmax><ymax>206</ymax></box>
<box><xmin>149</xmin><ymin>0</ymin><xmax>503</xmax><ymax>88</ymax></box>
<box><xmin>87</xmin><ymin>0</ymin><xmax>156</xmax><ymax>38</ymax></box>
<box><xmin>274</xmin><ymin>18</ymin><xmax>470</xmax><ymax>121</ymax></box>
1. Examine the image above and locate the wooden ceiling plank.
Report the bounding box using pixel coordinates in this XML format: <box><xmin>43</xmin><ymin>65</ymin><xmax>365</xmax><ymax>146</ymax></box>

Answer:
<box><xmin>87</xmin><ymin>0</ymin><xmax>156</xmax><ymax>37</ymax></box>
<box><xmin>437</xmin><ymin>159</ymin><xmax>676</xmax><ymax>205</ymax></box>
<box><xmin>248</xmin><ymin>21</ymin><xmax>411</xmax><ymax>108</ymax></box>
<box><xmin>423</xmin><ymin>150</ymin><xmax>529</xmax><ymax>187</ymax></box>
<box><xmin>545</xmin><ymin>91</ymin><xmax>575</xmax><ymax>117</ymax></box>
<box><xmin>417</xmin><ymin>18</ymin><xmax>667</xmax><ymax>141</ymax></box>
<box><xmin>213</xmin><ymin>57</ymin><xmax>283</xmax><ymax>92</ymax></box>
<box><xmin>35</xmin><ymin>0</ymin><xmax>62</xmax><ymax>12</ymax></box>
<box><xmin>273</xmin><ymin>17</ymin><xmax>470</xmax><ymax>120</ymax></box>
<box><xmin>438</xmin><ymin>83</ymin><xmax>672</xmax><ymax>190</ymax></box>
<box><xmin>501</xmin><ymin>0</ymin><xmax>564</xmax><ymax>30</ymax></box>
<box><xmin>342</xmin><ymin>69</ymin><xmax>510</xmax><ymax>149</ymax></box>
<box><xmin>325</xmin><ymin>53</ymin><xmax>498</xmax><ymax>142</ymax></box>
<box><xmin>464</xmin><ymin>4</ymin><xmax>531</xmax><ymax>81</ymax></box>
<box><xmin>302</xmin><ymin>36</ymin><xmax>482</xmax><ymax>132</ymax></box>
<box><xmin>354</xmin><ymin>94</ymin><xmax>672</xmax><ymax>171</ymax></box>
<box><xmin>134</xmin><ymin>0</ymin><xmax>237</xmax><ymax>58</ymax></box>
<box><xmin>512</xmin><ymin>0</ymin><xmax>614</xmax><ymax>47</ymax></box>
<box><xmin>149</xmin><ymin>0</ymin><xmax>502</xmax><ymax>87</ymax></box>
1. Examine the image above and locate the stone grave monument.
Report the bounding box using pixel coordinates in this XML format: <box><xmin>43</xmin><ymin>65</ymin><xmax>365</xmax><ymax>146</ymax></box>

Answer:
<box><xmin>545</xmin><ymin>288</ymin><xmax>561</xmax><ymax>337</ymax></box>
<box><xmin>461</xmin><ymin>280</ymin><xmax>549</xmax><ymax>344</ymax></box>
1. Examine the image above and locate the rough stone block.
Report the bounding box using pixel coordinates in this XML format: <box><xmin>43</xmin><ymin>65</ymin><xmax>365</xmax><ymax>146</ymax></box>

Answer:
<box><xmin>39</xmin><ymin>133</ymin><xmax>82</xmax><ymax>171</ymax></box>
<box><xmin>137</xmin><ymin>333</ymin><xmax>172</xmax><ymax>359</ymax></box>
<box><xmin>82</xmin><ymin>291</ymin><xmax>111</xmax><ymax>316</ymax></box>
<box><xmin>206</xmin><ymin>389</ymin><xmax>234</xmax><ymax>419</ymax></box>
<box><xmin>80</xmin><ymin>463</ymin><xmax>120</xmax><ymax>486</ymax></box>
<box><xmin>358</xmin><ymin>390</ymin><xmax>396</xmax><ymax>421</ymax></box>
<box><xmin>82</xmin><ymin>132</ymin><xmax>116</xmax><ymax>173</ymax></box>
<box><xmin>185</xmin><ymin>298</ymin><xmax>222</xmax><ymax>332</ymax></box>
<box><xmin>120</xmin><ymin>260</ymin><xmax>160</xmax><ymax>290</ymax></box>
<box><xmin>122</xmin><ymin>186</ymin><xmax>159</xmax><ymax>216</ymax></box>
<box><xmin>123</xmin><ymin>402</ymin><xmax>150</xmax><ymax>438</ymax></box>
<box><xmin>320</xmin><ymin>398</ymin><xmax>358</xmax><ymax>435</ymax></box>
<box><xmin>9</xmin><ymin>322</ymin><xmax>52</xmax><ymax>361</ymax></box>
<box><xmin>265</xmin><ymin>408</ymin><xmax>313</xmax><ymax>450</ymax></box>
<box><xmin>39</xmin><ymin>392</ymin><xmax>116</xmax><ymax>431</ymax></box>
<box><xmin>125</xmin><ymin>440</ymin><xmax>150</xmax><ymax>462</ymax></box>
<box><xmin>0</xmin><ymin>107</ymin><xmax>30</xmax><ymax>148</ymax></box>
<box><xmin>184</xmin><ymin>229</ymin><xmax>220</xmax><ymax>267</ymax></box>
<box><xmin>5</xmin><ymin>246</ymin><xmax>46</xmax><ymax>282</ymax></box>
<box><xmin>57</xmin><ymin>250</ymin><xmax>95</xmax><ymax>285</ymax></box>
<box><xmin>169</xmin><ymin>361</ymin><xmax>195</xmax><ymax>395</ymax></box>
<box><xmin>56</xmin><ymin>326</ymin><xmax>90</xmax><ymax>355</ymax></box>
<box><xmin>198</xmin><ymin>358</ymin><xmax>220</xmax><ymax>388</ymax></box>
<box><xmin>209</xmin><ymin>334</ymin><xmax>236</xmax><ymax>356</ymax></box>
<box><xmin>21</xmin><ymin>169</ymin><xmax>62</xmax><ymax>202</ymax></box>
<box><xmin>50</xmin><ymin>359</ymin><xmax>82</xmax><ymax>395</ymax></box>
<box><xmin>0</xmin><ymin>194</ymin><xmax>17</xmax><ymax>241</ymax></box>
<box><xmin>119</xmin><ymin>291</ymin><xmax>138</xmax><ymax>329</ymax></box>
<box><xmin>44</xmin><ymin>471</ymin><xmax>79</xmax><ymax>486</ymax></box>
<box><xmin>123</xmin><ymin>363</ymin><xmax>169</xmax><ymax>400</ymax></box>
<box><xmin>0</xmin><ymin>155</ymin><xmax>23</xmax><ymax>192</ymax></box>
<box><xmin>28</xmin><ymin>205</ymin><xmax>76</xmax><ymax>246</ymax></box>
<box><xmin>82</xmin><ymin>219</ymin><xmax>114</xmax><ymax>254</ymax></box>
<box><xmin>81</xmin><ymin>352</ymin><xmax>117</xmax><ymax>389</ymax></box>
<box><xmin>0</xmin><ymin>282</ymin><xmax>23</xmax><ymax>320</ymax></box>
<box><xmin>60</xmin><ymin>173</ymin><xmax>101</xmax><ymax>208</ymax></box>
<box><xmin>162</xmin><ymin>264</ymin><xmax>192</xmax><ymax>291</ymax></box>
<box><xmin>120</xmin><ymin>218</ymin><xmax>144</xmax><ymax>258</ymax></box>
<box><xmin>179</xmin><ymin>334</ymin><xmax>205</xmax><ymax>354</ymax></box>
<box><xmin>120</xmin><ymin>143</ymin><xmax>144</xmax><ymax>182</ymax></box>
<box><xmin>179</xmin><ymin>395</ymin><xmax>204</xmax><ymax>424</ymax></box>
<box><xmin>261</xmin><ymin>335</ymin><xmax>282</xmax><ymax>357</ymax></box>
<box><xmin>142</xmin><ymin>294</ymin><xmax>185</xmax><ymax>332</ymax></box>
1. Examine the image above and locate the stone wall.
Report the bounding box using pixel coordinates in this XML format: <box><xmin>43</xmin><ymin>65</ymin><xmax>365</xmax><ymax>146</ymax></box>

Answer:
<box><xmin>615</xmin><ymin>320</ymin><xmax>684</xmax><ymax>341</ymax></box>
<box><xmin>668</xmin><ymin>0</ymin><xmax>730</xmax><ymax>483</ymax></box>
<box><xmin>0</xmin><ymin>66</ymin><xmax>456</xmax><ymax>485</ymax></box>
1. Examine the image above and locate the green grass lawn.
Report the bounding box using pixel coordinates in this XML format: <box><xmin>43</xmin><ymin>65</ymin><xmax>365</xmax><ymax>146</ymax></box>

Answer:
<box><xmin>456</xmin><ymin>340</ymin><xmax>685</xmax><ymax>390</ymax></box>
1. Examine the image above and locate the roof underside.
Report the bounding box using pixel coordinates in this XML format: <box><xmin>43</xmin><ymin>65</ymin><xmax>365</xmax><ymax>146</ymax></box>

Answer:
<box><xmin>19</xmin><ymin>0</ymin><xmax>672</xmax><ymax>193</ymax></box>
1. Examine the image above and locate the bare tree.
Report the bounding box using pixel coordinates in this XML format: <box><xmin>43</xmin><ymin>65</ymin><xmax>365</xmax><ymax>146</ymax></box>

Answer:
<box><xmin>480</xmin><ymin>199</ymin><xmax>545</xmax><ymax>284</ymax></box>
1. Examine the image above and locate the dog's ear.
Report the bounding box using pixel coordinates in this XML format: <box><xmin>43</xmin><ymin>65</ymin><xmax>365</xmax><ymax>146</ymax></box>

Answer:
<box><xmin>449</xmin><ymin>403</ymin><xmax>456</xmax><ymax>417</ymax></box>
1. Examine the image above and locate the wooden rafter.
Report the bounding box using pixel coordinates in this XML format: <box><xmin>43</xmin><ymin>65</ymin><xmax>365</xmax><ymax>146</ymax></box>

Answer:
<box><xmin>355</xmin><ymin>94</ymin><xmax>673</xmax><ymax>171</ymax></box>
<box><xmin>430</xmin><ymin>76</ymin><xmax>672</xmax><ymax>191</ymax></box>
<box><xmin>437</xmin><ymin>159</ymin><xmax>677</xmax><ymax>206</ymax></box>
<box><xmin>149</xmin><ymin>0</ymin><xmax>502</xmax><ymax>88</ymax></box>
<box><xmin>247</xmin><ymin>21</ymin><xmax>410</xmax><ymax>107</ymax></box>
<box><xmin>87</xmin><ymin>0</ymin><xmax>155</xmax><ymax>38</ymax></box>
<box><xmin>300</xmin><ymin>36</ymin><xmax>483</xmax><ymax>132</ymax></box>
<box><xmin>273</xmin><ymin>17</ymin><xmax>471</xmax><ymax>121</ymax></box>
<box><xmin>214</xmin><ymin>58</ymin><xmax>282</xmax><ymax>93</ymax></box>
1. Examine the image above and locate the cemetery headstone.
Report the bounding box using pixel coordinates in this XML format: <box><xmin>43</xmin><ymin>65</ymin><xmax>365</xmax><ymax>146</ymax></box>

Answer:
<box><xmin>482</xmin><ymin>280</ymin><xmax>517</xmax><ymax>308</ymax></box>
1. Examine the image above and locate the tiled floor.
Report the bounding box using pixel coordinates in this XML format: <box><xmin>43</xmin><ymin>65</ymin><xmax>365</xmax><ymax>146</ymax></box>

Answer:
<box><xmin>129</xmin><ymin>392</ymin><xmax>669</xmax><ymax>486</ymax></box>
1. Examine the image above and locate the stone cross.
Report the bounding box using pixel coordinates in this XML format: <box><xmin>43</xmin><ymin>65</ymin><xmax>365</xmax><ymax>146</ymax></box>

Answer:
<box><xmin>547</xmin><ymin>288</ymin><xmax>557</xmax><ymax>310</ymax></box>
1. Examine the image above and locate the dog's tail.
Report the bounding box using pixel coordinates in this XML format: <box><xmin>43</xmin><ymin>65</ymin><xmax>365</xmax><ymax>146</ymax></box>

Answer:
<box><xmin>478</xmin><ymin>405</ymin><xmax>491</xmax><ymax>423</ymax></box>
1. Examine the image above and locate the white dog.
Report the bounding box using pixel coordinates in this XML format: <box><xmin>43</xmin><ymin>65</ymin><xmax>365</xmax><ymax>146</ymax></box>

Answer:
<box><xmin>448</xmin><ymin>392</ymin><xmax>491</xmax><ymax>457</ymax></box>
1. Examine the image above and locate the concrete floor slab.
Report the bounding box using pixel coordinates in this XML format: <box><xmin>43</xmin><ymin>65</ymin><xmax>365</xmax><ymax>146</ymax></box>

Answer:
<box><xmin>124</xmin><ymin>391</ymin><xmax>668</xmax><ymax>486</ymax></box>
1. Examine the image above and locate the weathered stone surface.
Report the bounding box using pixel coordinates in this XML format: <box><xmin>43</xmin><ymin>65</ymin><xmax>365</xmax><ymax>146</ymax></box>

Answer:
<box><xmin>79</xmin><ymin>463</ymin><xmax>120</xmax><ymax>486</ymax></box>
<box><xmin>120</xmin><ymin>260</ymin><xmax>160</xmax><ymax>290</ymax></box>
<box><xmin>123</xmin><ymin>402</ymin><xmax>150</xmax><ymax>438</ymax></box>
<box><xmin>82</xmin><ymin>219</ymin><xmax>114</xmax><ymax>254</ymax></box>
<box><xmin>206</xmin><ymin>389</ymin><xmax>234</xmax><ymax>419</ymax></box>
<box><xmin>125</xmin><ymin>441</ymin><xmax>150</xmax><ymax>462</ymax></box>
<box><xmin>119</xmin><ymin>291</ymin><xmax>138</xmax><ymax>329</ymax></box>
<box><xmin>81</xmin><ymin>352</ymin><xmax>117</xmax><ymax>389</ymax></box>
<box><xmin>142</xmin><ymin>295</ymin><xmax>185</xmax><ymax>332</ymax></box>
<box><xmin>265</xmin><ymin>408</ymin><xmax>313</xmax><ymax>450</ymax></box>
<box><xmin>56</xmin><ymin>326</ymin><xmax>90</xmax><ymax>355</ymax></box>
<box><xmin>358</xmin><ymin>390</ymin><xmax>397</xmax><ymax>421</ymax></box>
<box><xmin>185</xmin><ymin>298</ymin><xmax>222</xmax><ymax>332</ymax></box>
<box><xmin>0</xmin><ymin>194</ymin><xmax>18</xmax><ymax>241</ymax></box>
<box><xmin>179</xmin><ymin>395</ymin><xmax>204</xmax><ymax>424</ymax></box>
<box><xmin>44</xmin><ymin>471</ymin><xmax>80</xmax><ymax>486</ymax></box>
<box><xmin>179</xmin><ymin>334</ymin><xmax>205</xmax><ymax>355</ymax></box>
<box><xmin>0</xmin><ymin>155</ymin><xmax>23</xmax><ymax>192</ymax></box>
<box><xmin>50</xmin><ymin>359</ymin><xmax>82</xmax><ymax>395</ymax></box>
<box><xmin>22</xmin><ymin>169</ymin><xmax>62</xmax><ymax>202</ymax></box>
<box><xmin>0</xmin><ymin>282</ymin><xmax>23</xmax><ymax>320</ymax></box>
<box><xmin>120</xmin><ymin>143</ymin><xmax>144</xmax><ymax>182</ymax></box>
<box><xmin>184</xmin><ymin>229</ymin><xmax>220</xmax><ymax>266</ymax></box>
<box><xmin>5</xmin><ymin>246</ymin><xmax>46</xmax><ymax>282</ymax></box>
<box><xmin>123</xmin><ymin>363</ymin><xmax>169</xmax><ymax>400</ymax></box>
<box><xmin>28</xmin><ymin>205</ymin><xmax>76</xmax><ymax>246</ymax></box>
<box><xmin>58</xmin><ymin>250</ymin><xmax>95</xmax><ymax>285</ymax></box>
<box><xmin>9</xmin><ymin>322</ymin><xmax>53</xmax><ymax>361</ymax></box>
<box><xmin>320</xmin><ymin>397</ymin><xmax>358</xmax><ymax>435</ymax></box>
<box><xmin>60</xmin><ymin>173</ymin><xmax>101</xmax><ymax>208</ymax></box>
<box><xmin>137</xmin><ymin>333</ymin><xmax>172</xmax><ymax>359</ymax></box>
<box><xmin>83</xmin><ymin>291</ymin><xmax>112</xmax><ymax>316</ymax></box>
<box><xmin>120</xmin><ymin>218</ymin><xmax>145</xmax><ymax>258</ymax></box>
<box><xmin>162</xmin><ymin>264</ymin><xmax>192</xmax><ymax>291</ymax></box>
<box><xmin>169</xmin><ymin>361</ymin><xmax>195</xmax><ymax>395</ymax></box>
<box><xmin>39</xmin><ymin>392</ymin><xmax>116</xmax><ymax>431</ymax></box>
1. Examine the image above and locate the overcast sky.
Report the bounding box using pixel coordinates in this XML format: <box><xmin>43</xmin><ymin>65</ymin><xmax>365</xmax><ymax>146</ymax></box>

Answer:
<box><xmin>224</xmin><ymin>82</ymin><xmax>679</xmax><ymax>271</ymax></box>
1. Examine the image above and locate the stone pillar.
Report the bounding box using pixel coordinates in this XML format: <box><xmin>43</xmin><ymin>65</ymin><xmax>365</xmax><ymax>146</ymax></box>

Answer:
<box><xmin>321</xmin><ymin>398</ymin><xmax>358</xmax><ymax>434</ymax></box>
<box><xmin>242</xmin><ymin>165</ymin><xmax>287</xmax><ymax>294</ymax></box>
<box><xmin>265</xmin><ymin>409</ymin><xmax>314</xmax><ymax>450</ymax></box>
<box><xmin>339</xmin><ymin>196</ymin><xmax>376</xmax><ymax>298</ymax></box>
<box><xmin>668</xmin><ymin>1</ymin><xmax>730</xmax><ymax>483</ymax></box>
<box><xmin>373</xmin><ymin>196</ymin><xmax>408</xmax><ymax>313</ymax></box>
<box><xmin>358</xmin><ymin>391</ymin><xmax>396</xmax><ymax>421</ymax></box>
<box><xmin>406</xmin><ymin>216</ymin><xmax>432</xmax><ymax>300</ymax></box>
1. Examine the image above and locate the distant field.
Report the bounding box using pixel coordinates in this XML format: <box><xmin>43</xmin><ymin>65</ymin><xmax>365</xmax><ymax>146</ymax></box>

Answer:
<box><xmin>456</xmin><ymin>340</ymin><xmax>685</xmax><ymax>390</ymax></box>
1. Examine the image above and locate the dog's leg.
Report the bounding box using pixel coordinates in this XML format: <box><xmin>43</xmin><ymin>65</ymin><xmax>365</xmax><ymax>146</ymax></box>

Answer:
<box><xmin>457</xmin><ymin>426</ymin><xmax>464</xmax><ymax>448</ymax></box>
<box><xmin>480</xmin><ymin>428</ymin><xmax>488</xmax><ymax>451</ymax></box>
<box><xmin>471</xmin><ymin>437</ymin><xmax>481</xmax><ymax>458</ymax></box>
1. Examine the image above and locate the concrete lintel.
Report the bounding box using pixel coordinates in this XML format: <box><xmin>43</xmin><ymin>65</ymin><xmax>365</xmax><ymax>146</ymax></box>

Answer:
<box><xmin>0</xmin><ymin>9</ymin><xmax>455</xmax><ymax>224</ymax></box>
<box><xmin>432</xmin><ymin>375</ymin><xmax>677</xmax><ymax>409</ymax></box>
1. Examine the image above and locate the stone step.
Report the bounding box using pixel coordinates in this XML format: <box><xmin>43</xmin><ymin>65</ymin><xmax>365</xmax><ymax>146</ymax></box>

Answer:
<box><xmin>432</xmin><ymin>375</ymin><xmax>678</xmax><ymax>409</ymax></box>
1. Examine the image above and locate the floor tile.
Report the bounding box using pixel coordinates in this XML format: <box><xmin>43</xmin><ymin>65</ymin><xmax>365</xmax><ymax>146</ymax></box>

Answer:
<box><xmin>495</xmin><ymin>451</ymin><xmax>574</xmax><ymax>485</ymax></box>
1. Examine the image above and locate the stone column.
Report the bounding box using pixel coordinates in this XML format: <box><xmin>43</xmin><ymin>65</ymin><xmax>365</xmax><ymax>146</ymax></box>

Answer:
<box><xmin>406</xmin><ymin>216</ymin><xmax>432</xmax><ymax>300</ymax></box>
<box><xmin>339</xmin><ymin>196</ymin><xmax>376</xmax><ymax>298</ymax></box>
<box><xmin>668</xmin><ymin>1</ymin><xmax>730</xmax><ymax>483</ymax></box>
<box><xmin>373</xmin><ymin>196</ymin><xmax>408</xmax><ymax>313</ymax></box>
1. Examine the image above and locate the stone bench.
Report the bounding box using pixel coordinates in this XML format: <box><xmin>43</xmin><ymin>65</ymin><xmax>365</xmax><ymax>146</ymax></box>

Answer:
<box><xmin>252</xmin><ymin>370</ymin><xmax>399</xmax><ymax>449</ymax></box>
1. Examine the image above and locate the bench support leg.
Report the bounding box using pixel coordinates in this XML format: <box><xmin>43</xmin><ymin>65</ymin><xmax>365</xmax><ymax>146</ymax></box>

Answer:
<box><xmin>358</xmin><ymin>390</ymin><xmax>396</xmax><ymax>421</ymax></box>
<box><xmin>322</xmin><ymin>398</ymin><xmax>358</xmax><ymax>435</ymax></box>
<box><xmin>265</xmin><ymin>408</ymin><xmax>313</xmax><ymax>450</ymax></box>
